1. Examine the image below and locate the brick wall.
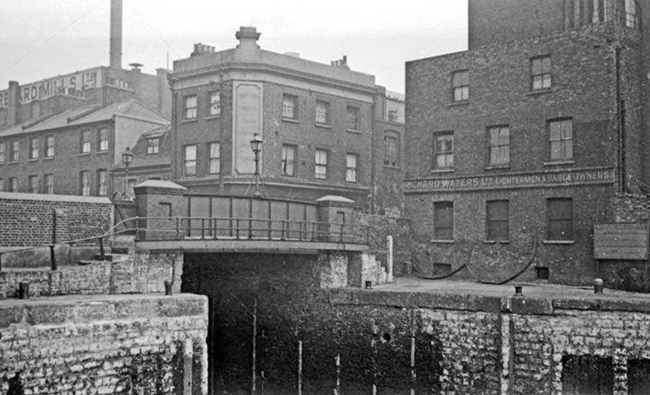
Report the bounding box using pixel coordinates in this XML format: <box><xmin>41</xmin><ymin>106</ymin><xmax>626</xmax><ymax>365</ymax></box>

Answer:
<box><xmin>0</xmin><ymin>192</ymin><xmax>113</xmax><ymax>247</ymax></box>
<box><xmin>0</xmin><ymin>293</ymin><xmax>207</xmax><ymax>395</ymax></box>
<box><xmin>333</xmin><ymin>288</ymin><xmax>650</xmax><ymax>395</ymax></box>
<box><xmin>612</xmin><ymin>193</ymin><xmax>650</xmax><ymax>223</ymax></box>
<box><xmin>0</xmin><ymin>251</ymin><xmax>183</xmax><ymax>297</ymax></box>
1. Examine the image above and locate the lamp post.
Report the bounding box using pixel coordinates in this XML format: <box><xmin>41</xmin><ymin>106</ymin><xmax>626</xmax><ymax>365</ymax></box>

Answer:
<box><xmin>122</xmin><ymin>146</ymin><xmax>133</xmax><ymax>199</ymax></box>
<box><xmin>249</xmin><ymin>133</ymin><xmax>263</xmax><ymax>197</ymax></box>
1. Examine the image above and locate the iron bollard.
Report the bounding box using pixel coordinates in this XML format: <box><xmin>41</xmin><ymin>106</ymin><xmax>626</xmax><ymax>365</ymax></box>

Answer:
<box><xmin>514</xmin><ymin>285</ymin><xmax>523</xmax><ymax>296</ymax></box>
<box><xmin>164</xmin><ymin>280</ymin><xmax>173</xmax><ymax>296</ymax></box>
<box><xmin>594</xmin><ymin>278</ymin><xmax>604</xmax><ymax>294</ymax></box>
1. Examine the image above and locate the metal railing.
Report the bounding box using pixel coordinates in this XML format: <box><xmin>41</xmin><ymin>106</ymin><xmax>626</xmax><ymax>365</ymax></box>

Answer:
<box><xmin>139</xmin><ymin>216</ymin><xmax>371</xmax><ymax>245</ymax></box>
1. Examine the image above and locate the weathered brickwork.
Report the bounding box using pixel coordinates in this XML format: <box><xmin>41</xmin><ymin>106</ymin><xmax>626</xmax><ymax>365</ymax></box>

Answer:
<box><xmin>612</xmin><ymin>193</ymin><xmax>650</xmax><ymax>223</ymax></box>
<box><xmin>333</xmin><ymin>288</ymin><xmax>650</xmax><ymax>395</ymax></box>
<box><xmin>404</xmin><ymin>3</ymin><xmax>649</xmax><ymax>285</ymax></box>
<box><xmin>0</xmin><ymin>294</ymin><xmax>208</xmax><ymax>395</ymax></box>
<box><xmin>170</xmin><ymin>27</ymin><xmax>404</xmax><ymax>213</ymax></box>
<box><xmin>0</xmin><ymin>193</ymin><xmax>112</xmax><ymax>247</ymax></box>
<box><xmin>0</xmin><ymin>251</ymin><xmax>183</xmax><ymax>297</ymax></box>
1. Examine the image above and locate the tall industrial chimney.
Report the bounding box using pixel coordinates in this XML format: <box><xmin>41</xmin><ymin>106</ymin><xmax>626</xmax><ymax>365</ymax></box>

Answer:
<box><xmin>110</xmin><ymin>0</ymin><xmax>123</xmax><ymax>69</ymax></box>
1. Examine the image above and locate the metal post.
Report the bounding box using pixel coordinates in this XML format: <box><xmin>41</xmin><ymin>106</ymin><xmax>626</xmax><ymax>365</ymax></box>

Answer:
<box><xmin>202</xmin><ymin>218</ymin><xmax>205</xmax><ymax>239</ymax></box>
<box><xmin>50</xmin><ymin>245</ymin><xmax>57</xmax><ymax>271</ymax></box>
<box><xmin>335</xmin><ymin>354</ymin><xmax>341</xmax><ymax>395</ymax></box>
<box><xmin>236</xmin><ymin>219</ymin><xmax>241</xmax><ymax>240</ymax></box>
<box><xmin>387</xmin><ymin>235</ymin><xmax>394</xmax><ymax>283</ymax></box>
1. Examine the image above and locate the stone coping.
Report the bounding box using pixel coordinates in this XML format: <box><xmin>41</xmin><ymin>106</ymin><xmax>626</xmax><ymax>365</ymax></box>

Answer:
<box><xmin>0</xmin><ymin>293</ymin><xmax>208</xmax><ymax>329</ymax></box>
<box><xmin>330</xmin><ymin>278</ymin><xmax>650</xmax><ymax>315</ymax></box>
<box><xmin>0</xmin><ymin>192</ymin><xmax>112</xmax><ymax>205</ymax></box>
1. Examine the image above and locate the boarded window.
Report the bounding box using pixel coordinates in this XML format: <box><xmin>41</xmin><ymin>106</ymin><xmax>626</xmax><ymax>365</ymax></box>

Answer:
<box><xmin>434</xmin><ymin>201</ymin><xmax>454</xmax><ymax>241</ymax></box>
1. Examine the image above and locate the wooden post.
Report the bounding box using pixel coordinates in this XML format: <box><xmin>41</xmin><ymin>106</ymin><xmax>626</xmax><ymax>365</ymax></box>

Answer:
<box><xmin>298</xmin><ymin>340</ymin><xmax>303</xmax><ymax>395</ymax></box>
<box><xmin>50</xmin><ymin>245</ymin><xmax>57</xmax><ymax>271</ymax></box>
<box><xmin>410</xmin><ymin>309</ymin><xmax>416</xmax><ymax>395</ymax></box>
<box><xmin>99</xmin><ymin>237</ymin><xmax>105</xmax><ymax>261</ymax></box>
<box><xmin>335</xmin><ymin>354</ymin><xmax>341</xmax><ymax>395</ymax></box>
<box><xmin>252</xmin><ymin>296</ymin><xmax>257</xmax><ymax>395</ymax></box>
<box><xmin>183</xmin><ymin>338</ymin><xmax>193</xmax><ymax>395</ymax></box>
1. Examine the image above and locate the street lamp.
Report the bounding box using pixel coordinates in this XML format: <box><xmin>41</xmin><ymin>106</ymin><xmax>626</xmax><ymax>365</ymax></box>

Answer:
<box><xmin>250</xmin><ymin>133</ymin><xmax>263</xmax><ymax>197</ymax></box>
<box><xmin>122</xmin><ymin>146</ymin><xmax>134</xmax><ymax>199</ymax></box>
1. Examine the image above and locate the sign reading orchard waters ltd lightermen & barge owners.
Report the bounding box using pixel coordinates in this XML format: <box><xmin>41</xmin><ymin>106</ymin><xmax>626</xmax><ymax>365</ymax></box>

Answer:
<box><xmin>404</xmin><ymin>167</ymin><xmax>615</xmax><ymax>193</ymax></box>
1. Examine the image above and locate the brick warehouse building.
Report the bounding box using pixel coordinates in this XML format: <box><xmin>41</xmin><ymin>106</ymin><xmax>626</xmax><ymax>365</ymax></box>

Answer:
<box><xmin>168</xmin><ymin>27</ymin><xmax>404</xmax><ymax>214</ymax></box>
<box><xmin>404</xmin><ymin>0</ymin><xmax>649</xmax><ymax>285</ymax></box>
<box><xmin>0</xmin><ymin>99</ymin><xmax>169</xmax><ymax>197</ymax></box>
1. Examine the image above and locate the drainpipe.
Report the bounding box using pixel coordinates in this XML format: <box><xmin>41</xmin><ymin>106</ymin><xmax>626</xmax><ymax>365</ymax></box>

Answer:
<box><xmin>387</xmin><ymin>235</ymin><xmax>394</xmax><ymax>283</ymax></box>
<box><xmin>615</xmin><ymin>45</ymin><xmax>626</xmax><ymax>193</ymax></box>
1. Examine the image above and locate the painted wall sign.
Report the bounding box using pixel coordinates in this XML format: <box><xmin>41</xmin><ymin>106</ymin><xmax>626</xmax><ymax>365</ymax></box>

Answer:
<box><xmin>0</xmin><ymin>68</ymin><xmax>103</xmax><ymax>109</ymax></box>
<box><xmin>594</xmin><ymin>224</ymin><xmax>649</xmax><ymax>260</ymax></box>
<box><xmin>404</xmin><ymin>168</ymin><xmax>615</xmax><ymax>193</ymax></box>
<box><xmin>233</xmin><ymin>82</ymin><xmax>262</xmax><ymax>175</ymax></box>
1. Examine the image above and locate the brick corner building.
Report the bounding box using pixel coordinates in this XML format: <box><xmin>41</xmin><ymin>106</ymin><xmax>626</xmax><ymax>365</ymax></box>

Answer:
<box><xmin>405</xmin><ymin>0</ymin><xmax>649</xmax><ymax>286</ymax></box>
<box><xmin>168</xmin><ymin>27</ymin><xmax>404</xmax><ymax>215</ymax></box>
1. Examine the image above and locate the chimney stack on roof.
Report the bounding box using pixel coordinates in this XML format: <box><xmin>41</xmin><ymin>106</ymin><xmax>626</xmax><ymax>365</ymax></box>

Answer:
<box><xmin>109</xmin><ymin>0</ymin><xmax>123</xmax><ymax>69</ymax></box>
<box><xmin>191</xmin><ymin>43</ymin><xmax>216</xmax><ymax>56</ymax></box>
<box><xmin>235</xmin><ymin>26</ymin><xmax>261</xmax><ymax>51</ymax></box>
<box><xmin>331</xmin><ymin>55</ymin><xmax>350</xmax><ymax>70</ymax></box>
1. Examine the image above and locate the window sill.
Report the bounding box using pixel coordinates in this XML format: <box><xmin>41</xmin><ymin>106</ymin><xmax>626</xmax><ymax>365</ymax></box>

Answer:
<box><xmin>282</xmin><ymin>118</ymin><xmax>299</xmax><ymax>124</ymax></box>
<box><xmin>43</xmin><ymin>157</ymin><xmax>54</xmax><ymax>160</ymax></box>
<box><xmin>96</xmin><ymin>151</ymin><xmax>109</xmax><ymax>155</ymax></box>
<box><xmin>384</xmin><ymin>164</ymin><xmax>401</xmax><ymax>169</ymax></box>
<box><xmin>315</xmin><ymin>123</ymin><xmax>331</xmax><ymax>130</ymax></box>
<box><xmin>448</xmin><ymin>100</ymin><xmax>469</xmax><ymax>108</ymax></box>
<box><xmin>78</xmin><ymin>153</ymin><xmax>91</xmax><ymax>157</ymax></box>
<box><xmin>431</xmin><ymin>169</ymin><xmax>455</xmax><ymax>174</ymax></box>
<box><xmin>346</xmin><ymin>129</ymin><xmax>362</xmax><ymax>134</ymax></box>
<box><xmin>484</xmin><ymin>165</ymin><xmax>510</xmax><ymax>171</ymax></box>
<box><xmin>431</xmin><ymin>239</ymin><xmax>454</xmax><ymax>244</ymax></box>
<box><xmin>483</xmin><ymin>240</ymin><xmax>510</xmax><ymax>244</ymax></box>
<box><xmin>205</xmin><ymin>115</ymin><xmax>221</xmax><ymax>120</ymax></box>
<box><xmin>543</xmin><ymin>240</ymin><xmax>574</xmax><ymax>245</ymax></box>
<box><xmin>180</xmin><ymin>118</ymin><xmax>197</xmax><ymax>124</ymax></box>
<box><xmin>544</xmin><ymin>160</ymin><xmax>575</xmax><ymax>166</ymax></box>
<box><xmin>527</xmin><ymin>88</ymin><xmax>553</xmax><ymax>96</ymax></box>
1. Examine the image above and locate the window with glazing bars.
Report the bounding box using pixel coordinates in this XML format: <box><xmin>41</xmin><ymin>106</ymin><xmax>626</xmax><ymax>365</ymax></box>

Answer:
<box><xmin>488</xmin><ymin>126</ymin><xmax>510</xmax><ymax>166</ymax></box>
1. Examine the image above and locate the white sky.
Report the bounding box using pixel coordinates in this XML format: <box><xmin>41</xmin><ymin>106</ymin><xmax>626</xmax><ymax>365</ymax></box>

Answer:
<box><xmin>0</xmin><ymin>0</ymin><xmax>467</xmax><ymax>93</ymax></box>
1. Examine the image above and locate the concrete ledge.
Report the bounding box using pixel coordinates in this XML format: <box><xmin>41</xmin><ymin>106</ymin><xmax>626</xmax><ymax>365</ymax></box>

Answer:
<box><xmin>329</xmin><ymin>288</ymin><xmax>650</xmax><ymax>315</ymax></box>
<box><xmin>0</xmin><ymin>293</ymin><xmax>208</xmax><ymax>328</ymax></box>
<box><xmin>0</xmin><ymin>191</ymin><xmax>112</xmax><ymax>204</ymax></box>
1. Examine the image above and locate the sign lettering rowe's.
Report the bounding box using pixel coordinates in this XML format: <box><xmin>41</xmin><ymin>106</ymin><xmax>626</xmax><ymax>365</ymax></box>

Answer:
<box><xmin>404</xmin><ymin>168</ymin><xmax>615</xmax><ymax>193</ymax></box>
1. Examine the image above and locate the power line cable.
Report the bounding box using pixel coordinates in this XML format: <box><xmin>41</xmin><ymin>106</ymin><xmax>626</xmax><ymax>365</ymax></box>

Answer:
<box><xmin>1</xmin><ymin>5</ymin><xmax>99</xmax><ymax>74</ymax></box>
<box><xmin>127</xmin><ymin>3</ymin><xmax>182</xmax><ymax>59</ymax></box>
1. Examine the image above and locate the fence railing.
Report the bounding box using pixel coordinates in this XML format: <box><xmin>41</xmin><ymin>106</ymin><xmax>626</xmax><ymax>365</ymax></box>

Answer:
<box><xmin>138</xmin><ymin>216</ymin><xmax>371</xmax><ymax>245</ymax></box>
